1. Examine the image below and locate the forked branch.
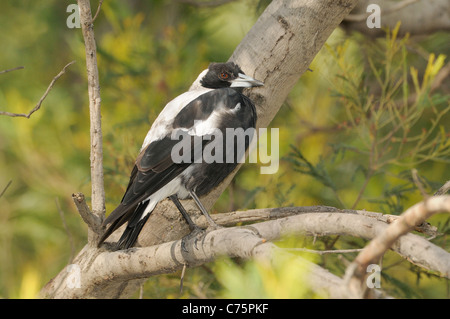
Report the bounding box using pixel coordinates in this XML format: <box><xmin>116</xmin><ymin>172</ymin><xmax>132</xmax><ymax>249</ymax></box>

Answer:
<box><xmin>0</xmin><ymin>61</ymin><xmax>75</xmax><ymax>119</ymax></box>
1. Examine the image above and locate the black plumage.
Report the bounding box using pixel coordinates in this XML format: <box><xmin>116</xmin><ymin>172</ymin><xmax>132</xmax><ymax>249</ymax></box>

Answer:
<box><xmin>98</xmin><ymin>62</ymin><xmax>263</xmax><ymax>250</ymax></box>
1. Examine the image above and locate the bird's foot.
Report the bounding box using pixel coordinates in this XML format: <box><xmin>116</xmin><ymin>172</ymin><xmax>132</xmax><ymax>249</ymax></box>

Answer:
<box><xmin>181</xmin><ymin>226</ymin><xmax>206</xmax><ymax>252</ymax></box>
<box><xmin>206</xmin><ymin>222</ymin><xmax>223</xmax><ymax>232</ymax></box>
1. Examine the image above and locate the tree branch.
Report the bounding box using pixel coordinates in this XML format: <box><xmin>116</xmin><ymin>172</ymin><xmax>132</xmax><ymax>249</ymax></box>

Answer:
<box><xmin>344</xmin><ymin>0</ymin><xmax>420</xmax><ymax>22</ymax></box>
<box><xmin>92</xmin><ymin>0</ymin><xmax>104</xmax><ymax>23</ymax></box>
<box><xmin>0</xmin><ymin>61</ymin><xmax>75</xmax><ymax>119</ymax></box>
<box><xmin>0</xmin><ymin>66</ymin><xmax>24</xmax><ymax>75</ymax></box>
<box><xmin>178</xmin><ymin>0</ymin><xmax>237</xmax><ymax>7</ymax></box>
<box><xmin>344</xmin><ymin>195</ymin><xmax>450</xmax><ymax>298</ymax></box>
<box><xmin>39</xmin><ymin>222</ymin><xmax>361</xmax><ymax>298</ymax></box>
<box><xmin>0</xmin><ymin>180</ymin><xmax>12</xmax><ymax>200</ymax></box>
<box><xmin>41</xmin><ymin>205</ymin><xmax>449</xmax><ymax>298</ymax></box>
<box><xmin>77</xmin><ymin>0</ymin><xmax>105</xmax><ymax>225</ymax></box>
<box><xmin>434</xmin><ymin>180</ymin><xmax>450</xmax><ymax>196</ymax></box>
<box><xmin>342</xmin><ymin>0</ymin><xmax>450</xmax><ymax>36</ymax></box>
<box><xmin>72</xmin><ymin>192</ymin><xmax>103</xmax><ymax>245</ymax></box>
<box><xmin>193</xmin><ymin>206</ymin><xmax>439</xmax><ymax>237</ymax></box>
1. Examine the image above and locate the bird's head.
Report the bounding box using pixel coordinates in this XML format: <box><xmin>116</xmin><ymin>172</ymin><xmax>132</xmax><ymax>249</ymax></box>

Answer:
<box><xmin>199</xmin><ymin>62</ymin><xmax>264</xmax><ymax>89</ymax></box>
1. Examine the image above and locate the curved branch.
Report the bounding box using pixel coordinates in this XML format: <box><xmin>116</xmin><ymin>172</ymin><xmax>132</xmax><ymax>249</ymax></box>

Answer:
<box><xmin>40</xmin><ymin>223</ymin><xmax>363</xmax><ymax>298</ymax></box>
<box><xmin>344</xmin><ymin>195</ymin><xmax>450</xmax><ymax>298</ymax></box>
<box><xmin>193</xmin><ymin>206</ymin><xmax>439</xmax><ymax>236</ymax></box>
<box><xmin>41</xmin><ymin>204</ymin><xmax>450</xmax><ymax>298</ymax></box>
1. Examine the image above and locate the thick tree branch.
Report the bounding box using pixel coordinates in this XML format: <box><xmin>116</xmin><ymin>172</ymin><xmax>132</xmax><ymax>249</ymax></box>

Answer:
<box><xmin>41</xmin><ymin>206</ymin><xmax>449</xmax><ymax>298</ymax></box>
<box><xmin>342</xmin><ymin>0</ymin><xmax>450</xmax><ymax>36</ymax></box>
<box><xmin>193</xmin><ymin>206</ymin><xmax>439</xmax><ymax>237</ymax></box>
<box><xmin>345</xmin><ymin>0</ymin><xmax>420</xmax><ymax>22</ymax></box>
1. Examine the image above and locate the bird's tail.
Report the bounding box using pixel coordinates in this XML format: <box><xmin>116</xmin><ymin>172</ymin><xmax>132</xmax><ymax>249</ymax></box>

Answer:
<box><xmin>97</xmin><ymin>200</ymin><xmax>151</xmax><ymax>250</ymax></box>
<box><xmin>116</xmin><ymin>200</ymin><xmax>152</xmax><ymax>250</ymax></box>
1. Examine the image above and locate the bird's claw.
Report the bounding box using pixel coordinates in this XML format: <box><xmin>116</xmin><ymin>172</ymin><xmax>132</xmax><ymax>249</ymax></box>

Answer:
<box><xmin>181</xmin><ymin>226</ymin><xmax>206</xmax><ymax>252</ymax></box>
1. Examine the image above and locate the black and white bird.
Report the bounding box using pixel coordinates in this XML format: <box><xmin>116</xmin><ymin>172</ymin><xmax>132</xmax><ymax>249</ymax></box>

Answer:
<box><xmin>98</xmin><ymin>62</ymin><xmax>263</xmax><ymax>250</ymax></box>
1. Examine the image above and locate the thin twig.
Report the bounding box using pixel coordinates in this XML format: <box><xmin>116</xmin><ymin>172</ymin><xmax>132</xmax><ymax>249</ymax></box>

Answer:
<box><xmin>72</xmin><ymin>192</ymin><xmax>103</xmax><ymax>245</ymax></box>
<box><xmin>180</xmin><ymin>263</ymin><xmax>187</xmax><ymax>294</ymax></box>
<box><xmin>139</xmin><ymin>283</ymin><xmax>144</xmax><ymax>299</ymax></box>
<box><xmin>92</xmin><ymin>0</ymin><xmax>104</xmax><ymax>23</ymax></box>
<box><xmin>412</xmin><ymin>169</ymin><xmax>429</xmax><ymax>199</ymax></box>
<box><xmin>0</xmin><ymin>61</ymin><xmax>75</xmax><ymax>119</ymax></box>
<box><xmin>178</xmin><ymin>0</ymin><xmax>237</xmax><ymax>7</ymax></box>
<box><xmin>55</xmin><ymin>197</ymin><xmax>76</xmax><ymax>263</ymax></box>
<box><xmin>0</xmin><ymin>180</ymin><xmax>12</xmax><ymax>199</ymax></box>
<box><xmin>285</xmin><ymin>247</ymin><xmax>364</xmax><ymax>255</ymax></box>
<box><xmin>351</xmin><ymin>175</ymin><xmax>370</xmax><ymax>210</ymax></box>
<box><xmin>0</xmin><ymin>66</ymin><xmax>24</xmax><ymax>75</ymax></box>
<box><xmin>434</xmin><ymin>180</ymin><xmax>450</xmax><ymax>196</ymax></box>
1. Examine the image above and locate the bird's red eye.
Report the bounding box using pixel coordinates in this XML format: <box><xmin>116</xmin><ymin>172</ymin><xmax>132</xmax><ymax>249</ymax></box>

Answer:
<box><xmin>219</xmin><ymin>72</ymin><xmax>229</xmax><ymax>80</ymax></box>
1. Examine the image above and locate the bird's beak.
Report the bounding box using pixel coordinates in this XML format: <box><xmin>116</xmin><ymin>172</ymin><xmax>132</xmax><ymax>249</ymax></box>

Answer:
<box><xmin>230</xmin><ymin>73</ymin><xmax>264</xmax><ymax>88</ymax></box>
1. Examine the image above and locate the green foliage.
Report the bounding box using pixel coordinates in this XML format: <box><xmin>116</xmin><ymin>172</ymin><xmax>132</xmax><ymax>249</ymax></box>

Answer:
<box><xmin>0</xmin><ymin>1</ymin><xmax>449</xmax><ymax>299</ymax></box>
<box><xmin>214</xmin><ymin>256</ymin><xmax>315</xmax><ymax>299</ymax></box>
<box><xmin>214</xmin><ymin>236</ymin><xmax>320</xmax><ymax>299</ymax></box>
<box><xmin>286</xmin><ymin>23</ymin><xmax>449</xmax><ymax>211</ymax></box>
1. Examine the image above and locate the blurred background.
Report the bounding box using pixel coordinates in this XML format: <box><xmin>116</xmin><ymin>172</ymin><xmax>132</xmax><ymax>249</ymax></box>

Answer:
<box><xmin>0</xmin><ymin>0</ymin><xmax>449</xmax><ymax>298</ymax></box>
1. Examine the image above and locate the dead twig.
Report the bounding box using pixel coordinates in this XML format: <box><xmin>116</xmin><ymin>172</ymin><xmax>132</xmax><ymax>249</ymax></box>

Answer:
<box><xmin>0</xmin><ymin>180</ymin><xmax>12</xmax><ymax>200</ymax></box>
<box><xmin>72</xmin><ymin>192</ymin><xmax>103</xmax><ymax>245</ymax></box>
<box><xmin>412</xmin><ymin>168</ymin><xmax>429</xmax><ymax>199</ymax></box>
<box><xmin>284</xmin><ymin>247</ymin><xmax>364</xmax><ymax>255</ymax></box>
<box><xmin>0</xmin><ymin>66</ymin><xmax>24</xmax><ymax>75</ymax></box>
<box><xmin>0</xmin><ymin>61</ymin><xmax>75</xmax><ymax>119</ymax></box>
<box><xmin>92</xmin><ymin>0</ymin><xmax>104</xmax><ymax>23</ymax></box>
<box><xmin>55</xmin><ymin>197</ymin><xmax>76</xmax><ymax>263</ymax></box>
<box><xmin>178</xmin><ymin>0</ymin><xmax>237</xmax><ymax>7</ymax></box>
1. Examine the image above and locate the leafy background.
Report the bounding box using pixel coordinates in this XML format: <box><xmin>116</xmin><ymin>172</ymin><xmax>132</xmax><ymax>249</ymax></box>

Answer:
<box><xmin>0</xmin><ymin>0</ymin><xmax>448</xmax><ymax>298</ymax></box>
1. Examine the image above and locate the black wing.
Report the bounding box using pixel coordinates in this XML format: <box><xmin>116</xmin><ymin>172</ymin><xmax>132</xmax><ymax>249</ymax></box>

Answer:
<box><xmin>97</xmin><ymin>137</ymin><xmax>192</xmax><ymax>247</ymax></box>
<box><xmin>98</xmin><ymin>88</ymin><xmax>251</xmax><ymax>248</ymax></box>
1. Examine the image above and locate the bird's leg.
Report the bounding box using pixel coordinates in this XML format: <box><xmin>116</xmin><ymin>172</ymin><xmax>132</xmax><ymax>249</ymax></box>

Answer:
<box><xmin>169</xmin><ymin>195</ymin><xmax>198</xmax><ymax>231</ymax></box>
<box><xmin>189</xmin><ymin>190</ymin><xmax>220</xmax><ymax>229</ymax></box>
<box><xmin>169</xmin><ymin>195</ymin><xmax>204</xmax><ymax>251</ymax></box>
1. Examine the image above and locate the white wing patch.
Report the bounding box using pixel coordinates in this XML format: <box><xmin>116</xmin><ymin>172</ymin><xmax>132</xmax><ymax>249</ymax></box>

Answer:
<box><xmin>141</xmin><ymin>88</ymin><xmax>213</xmax><ymax>151</ymax></box>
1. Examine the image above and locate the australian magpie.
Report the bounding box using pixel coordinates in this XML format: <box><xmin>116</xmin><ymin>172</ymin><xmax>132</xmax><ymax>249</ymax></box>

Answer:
<box><xmin>98</xmin><ymin>62</ymin><xmax>263</xmax><ymax>250</ymax></box>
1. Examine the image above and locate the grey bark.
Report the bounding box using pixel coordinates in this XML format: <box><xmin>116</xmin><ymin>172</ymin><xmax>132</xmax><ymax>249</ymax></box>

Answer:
<box><xmin>343</xmin><ymin>0</ymin><xmax>450</xmax><ymax>36</ymax></box>
<box><xmin>41</xmin><ymin>206</ymin><xmax>450</xmax><ymax>298</ymax></box>
<box><xmin>78</xmin><ymin>0</ymin><xmax>106</xmax><ymax>234</ymax></box>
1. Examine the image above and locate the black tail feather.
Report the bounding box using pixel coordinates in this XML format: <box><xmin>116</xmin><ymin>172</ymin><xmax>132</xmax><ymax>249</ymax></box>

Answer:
<box><xmin>98</xmin><ymin>200</ymin><xmax>151</xmax><ymax>249</ymax></box>
<box><xmin>115</xmin><ymin>200</ymin><xmax>150</xmax><ymax>249</ymax></box>
<box><xmin>116</xmin><ymin>213</ymin><xmax>150</xmax><ymax>250</ymax></box>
